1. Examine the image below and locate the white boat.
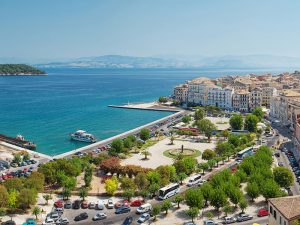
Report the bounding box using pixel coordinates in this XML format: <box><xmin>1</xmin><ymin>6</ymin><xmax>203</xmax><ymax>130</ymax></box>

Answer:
<box><xmin>70</xmin><ymin>130</ymin><xmax>97</xmax><ymax>143</ymax></box>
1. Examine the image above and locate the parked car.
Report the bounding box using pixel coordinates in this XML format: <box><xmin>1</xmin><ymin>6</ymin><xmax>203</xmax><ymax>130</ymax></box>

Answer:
<box><xmin>278</xmin><ymin>162</ymin><xmax>284</xmax><ymax>167</ymax></box>
<box><xmin>81</xmin><ymin>200</ymin><xmax>88</xmax><ymax>209</ymax></box>
<box><xmin>204</xmin><ymin>220</ymin><xmax>217</xmax><ymax>225</ymax></box>
<box><xmin>137</xmin><ymin>213</ymin><xmax>150</xmax><ymax>223</ymax></box>
<box><xmin>183</xmin><ymin>223</ymin><xmax>197</xmax><ymax>225</ymax></box>
<box><xmin>115</xmin><ymin>200</ymin><xmax>130</xmax><ymax>208</ymax></box>
<box><xmin>236</xmin><ymin>214</ymin><xmax>253</xmax><ymax>222</ymax></box>
<box><xmin>115</xmin><ymin>206</ymin><xmax>131</xmax><ymax>214</ymax></box>
<box><xmin>73</xmin><ymin>200</ymin><xmax>81</xmax><ymax>209</ymax></box>
<box><xmin>96</xmin><ymin>200</ymin><xmax>105</xmax><ymax>210</ymax></box>
<box><xmin>92</xmin><ymin>213</ymin><xmax>107</xmax><ymax>221</ymax></box>
<box><xmin>64</xmin><ymin>201</ymin><xmax>72</xmax><ymax>209</ymax></box>
<box><xmin>136</xmin><ymin>203</ymin><xmax>152</xmax><ymax>214</ymax></box>
<box><xmin>54</xmin><ymin>200</ymin><xmax>64</xmax><ymax>208</ymax></box>
<box><xmin>89</xmin><ymin>202</ymin><xmax>96</xmax><ymax>209</ymax></box>
<box><xmin>74</xmin><ymin>212</ymin><xmax>88</xmax><ymax>221</ymax></box>
<box><xmin>130</xmin><ymin>199</ymin><xmax>142</xmax><ymax>207</ymax></box>
<box><xmin>1</xmin><ymin>221</ymin><xmax>16</xmax><ymax>225</ymax></box>
<box><xmin>56</xmin><ymin>218</ymin><xmax>69</xmax><ymax>225</ymax></box>
<box><xmin>122</xmin><ymin>216</ymin><xmax>133</xmax><ymax>225</ymax></box>
<box><xmin>22</xmin><ymin>220</ymin><xmax>36</xmax><ymax>225</ymax></box>
<box><xmin>107</xmin><ymin>199</ymin><xmax>114</xmax><ymax>209</ymax></box>
<box><xmin>223</xmin><ymin>216</ymin><xmax>236</xmax><ymax>224</ymax></box>
<box><xmin>42</xmin><ymin>218</ymin><xmax>55</xmax><ymax>225</ymax></box>
<box><xmin>54</xmin><ymin>207</ymin><xmax>64</xmax><ymax>214</ymax></box>
<box><xmin>257</xmin><ymin>208</ymin><xmax>269</xmax><ymax>217</ymax></box>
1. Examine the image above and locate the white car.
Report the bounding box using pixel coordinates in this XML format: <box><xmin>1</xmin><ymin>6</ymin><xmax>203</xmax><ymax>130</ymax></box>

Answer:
<box><xmin>56</xmin><ymin>218</ymin><xmax>69</xmax><ymax>225</ymax></box>
<box><xmin>89</xmin><ymin>202</ymin><xmax>96</xmax><ymax>209</ymax></box>
<box><xmin>42</xmin><ymin>218</ymin><xmax>55</xmax><ymax>225</ymax></box>
<box><xmin>107</xmin><ymin>199</ymin><xmax>114</xmax><ymax>209</ymax></box>
<box><xmin>137</xmin><ymin>213</ymin><xmax>150</xmax><ymax>223</ymax></box>
<box><xmin>92</xmin><ymin>212</ymin><xmax>107</xmax><ymax>221</ymax></box>
<box><xmin>96</xmin><ymin>200</ymin><xmax>104</xmax><ymax>210</ymax></box>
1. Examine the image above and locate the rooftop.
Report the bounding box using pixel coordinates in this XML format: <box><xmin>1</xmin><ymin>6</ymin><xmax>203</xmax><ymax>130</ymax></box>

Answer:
<box><xmin>269</xmin><ymin>195</ymin><xmax>300</xmax><ymax>221</ymax></box>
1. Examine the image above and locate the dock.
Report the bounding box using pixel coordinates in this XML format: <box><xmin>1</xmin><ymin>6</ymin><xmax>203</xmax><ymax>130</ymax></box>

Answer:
<box><xmin>108</xmin><ymin>102</ymin><xmax>182</xmax><ymax>112</ymax></box>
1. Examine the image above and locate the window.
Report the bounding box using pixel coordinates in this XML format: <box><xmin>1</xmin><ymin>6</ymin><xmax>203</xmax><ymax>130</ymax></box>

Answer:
<box><xmin>280</xmin><ymin>216</ymin><xmax>282</xmax><ymax>225</ymax></box>
<box><xmin>284</xmin><ymin>221</ymin><xmax>286</xmax><ymax>225</ymax></box>
<box><xmin>274</xmin><ymin>210</ymin><xmax>277</xmax><ymax>220</ymax></box>
<box><xmin>270</xmin><ymin>205</ymin><xmax>273</xmax><ymax>214</ymax></box>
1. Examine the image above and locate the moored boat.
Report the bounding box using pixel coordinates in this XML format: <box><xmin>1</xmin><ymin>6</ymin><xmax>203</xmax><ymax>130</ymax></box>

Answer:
<box><xmin>70</xmin><ymin>130</ymin><xmax>97</xmax><ymax>143</ymax></box>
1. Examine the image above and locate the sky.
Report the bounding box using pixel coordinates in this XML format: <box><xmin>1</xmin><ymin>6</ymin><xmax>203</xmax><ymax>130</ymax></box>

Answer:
<box><xmin>1</xmin><ymin>0</ymin><xmax>300</xmax><ymax>61</ymax></box>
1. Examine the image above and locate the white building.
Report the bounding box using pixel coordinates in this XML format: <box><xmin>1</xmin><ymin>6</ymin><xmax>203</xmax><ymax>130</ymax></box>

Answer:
<box><xmin>207</xmin><ymin>86</ymin><xmax>234</xmax><ymax>109</ymax></box>
<box><xmin>187</xmin><ymin>77</ymin><xmax>215</xmax><ymax>106</ymax></box>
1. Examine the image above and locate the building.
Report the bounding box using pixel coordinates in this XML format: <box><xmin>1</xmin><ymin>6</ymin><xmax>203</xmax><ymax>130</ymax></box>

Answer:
<box><xmin>249</xmin><ymin>87</ymin><xmax>262</xmax><ymax>111</ymax></box>
<box><xmin>187</xmin><ymin>77</ymin><xmax>215</xmax><ymax>106</ymax></box>
<box><xmin>232</xmin><ymin>90</ymin><xmax>250</xmax><ymax>112</ymax></box>
<box><xmin>173</xmin><ymin>84</ymin><xmax>188</xmax><ymax>103</ymax></box>
<box><xmin>268</xmin><ymin>196</ymin><xmax>300</xmax><ymax>225</ymax></box>
<box><xmin>262</xmin><ymin>87</ymin><xmax>277</xmax><ymax>108</ymax></box>
<box><xmin>293</xmin><ymin>109</ymin><xmax>300</xmax><ymax>164</ymax></box>
<box><xmin>207</xmin><ymin>86</ymin><xmax>234</xmax><ymax>109</ymax></box>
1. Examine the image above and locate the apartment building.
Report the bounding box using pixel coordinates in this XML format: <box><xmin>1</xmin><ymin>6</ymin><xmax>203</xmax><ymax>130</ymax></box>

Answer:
<box><xmin>207</xmin><ymin>86</ymin><xmax>234</xmax><ymax>109</ymax></box>
<box><xmin>232</xmin><ymin>90</ymin><xmax>250</xmax><ymax>112</ymax></box>
<box><xmin>173</xmin><ymin>84</ymin><xmax>188</xmax><ymax>103</ymax></box>
<box><xmin>187</xmin><ymin>77</ymin><xmax>215</xmax><ymax>106</ymax></box>
<box><xmin>268</xmin><ymin>196</ymin><xmax>300</xmax><ymax>225</ymax></box>
<box><xmin>249</xmin><ymin>87</ymin><xmax>262</xmax><ymax>112</ymax></box>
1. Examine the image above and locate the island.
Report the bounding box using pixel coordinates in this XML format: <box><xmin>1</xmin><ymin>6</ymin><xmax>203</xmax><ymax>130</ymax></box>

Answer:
<box><xmin>0</xmin><ymin>64</ymin><xmax>46</xmax><ymax>76</ymax></box>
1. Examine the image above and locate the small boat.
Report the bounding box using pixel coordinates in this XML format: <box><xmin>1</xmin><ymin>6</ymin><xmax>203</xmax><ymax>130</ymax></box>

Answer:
<box><xmin>70</xmin><ymin>130</ymin><xmax>97</xmax><ymax>143</ymax></box>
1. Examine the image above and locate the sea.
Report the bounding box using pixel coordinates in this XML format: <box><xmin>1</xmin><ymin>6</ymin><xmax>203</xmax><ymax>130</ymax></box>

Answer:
<box><xmin>0</xmin><ymin>67</ymin><xmax>287</xmax><ymax>155</ymax></box>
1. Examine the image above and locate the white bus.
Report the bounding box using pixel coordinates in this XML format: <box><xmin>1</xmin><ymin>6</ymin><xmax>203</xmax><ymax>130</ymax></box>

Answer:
<box><xmin>187</xmin><ymin>174</ymin><xmax>202</xmax><ymax>187</ymax></box>
<box><xmin>158</xmin><ymin>183</ymin><xmax>180</xmax><ymax>200</ymax></box>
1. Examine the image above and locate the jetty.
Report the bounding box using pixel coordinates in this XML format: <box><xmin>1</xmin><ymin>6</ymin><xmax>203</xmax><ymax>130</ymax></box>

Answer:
<box><xmin>54</xmin><ymin>110</ymin><xmax>187</xmax><ymax>159</ymax></box>
<box><xmin>108</xmin><ymin>101</ymin><xmax>182</xmax><ymax>112</ymax></box>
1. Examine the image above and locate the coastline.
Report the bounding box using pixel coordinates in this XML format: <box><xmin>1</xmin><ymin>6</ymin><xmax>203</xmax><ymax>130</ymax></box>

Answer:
<box><xmin>0</xmin><ymin>73</ymin><xmax>47</xmax><ymax>76</ymax></box>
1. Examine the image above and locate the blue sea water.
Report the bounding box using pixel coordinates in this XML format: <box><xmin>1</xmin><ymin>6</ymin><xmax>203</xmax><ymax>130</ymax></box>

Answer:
<box><xmin>0</xmin><ymin>68</ymin><xmax>285</xmax><ymax>155</ymax></box>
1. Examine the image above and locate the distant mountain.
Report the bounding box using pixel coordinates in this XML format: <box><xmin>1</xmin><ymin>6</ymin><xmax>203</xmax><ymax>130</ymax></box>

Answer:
<box><xmin>32</xmin><ymin>54</ymin><xmax>300</xmax><ymax>69</ymax></box>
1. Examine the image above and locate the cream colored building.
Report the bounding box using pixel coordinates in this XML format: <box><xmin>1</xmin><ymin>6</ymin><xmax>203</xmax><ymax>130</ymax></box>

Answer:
<box><xmin>187</xmin><ymin>77</ymin><xmax>215</xmax><ymax>106</ymax></box>
<box><xmin>268</xmin><ymin>196</ymin><xmax>300</xmax><ymax>225</ymax></box>
<box><xmin>232</xmin><ymin>90</ymin><xmax>250</xmax><ymax>112</ymax></box>
<box><xmin>207</xmin><ymin>86</ymin><xmax>234</xmax><ymax>109</ymax></box>
<box><xmin>173</xmin><ymin>84</ymin><xmax>188</xmax><ymax>103</ymax></box>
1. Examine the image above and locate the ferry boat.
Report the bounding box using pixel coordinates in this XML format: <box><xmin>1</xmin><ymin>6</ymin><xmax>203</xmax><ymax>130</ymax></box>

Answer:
<box><xmin>0</xmin><ymin>134</ymin><xmax>36</xmax><ymax>150</ymax></box>
<box><xmin>70</xmin><ymin>130</ymin><xmax>97</xmax><ymax>143</ymax></box>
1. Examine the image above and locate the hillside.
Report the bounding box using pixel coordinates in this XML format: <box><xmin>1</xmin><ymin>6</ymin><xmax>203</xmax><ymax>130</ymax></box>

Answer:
<box><xmin>0</xmin><ymin>64</ymin><xmax>46</xmax><ymax>75</ymax></box>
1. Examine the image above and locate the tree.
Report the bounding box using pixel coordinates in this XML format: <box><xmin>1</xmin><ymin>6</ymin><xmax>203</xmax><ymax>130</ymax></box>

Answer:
<box><xmin>161</xmin><ymin>200</ymin><xmax>172</xmax><ymax>214</ymax></box>
<box><xmin>198</xmin><ymin>162</ymin><xmax>209</xmax><ymax>174</ymax></box>
<box><xmin>134</xmin><ymin>173</ymin><xmax>150</xmax><ymax>191</ymax></box>
<box><xmin>141</xmin><ymin>149</ymin><xmax>151</xmax><ymax>160</ymax></box>
<box><xmin>239</xmin><ymin>198</ymin><xmax>248</xmax><ymax>213</ymax></box>
<box><xmin>152</xmin><ymin>205</ymin><xmax>161</xmax><ymax>221</ymax></box>
<box><xmin>174</xmin><ymin>195</ymin><xmax>184</xmax><ymax>208</ymax></box>
<box><xmin>8</xmin><ymin>188</ymin><xmax>18</xmax><ymax>209</ymax></box>
<box><xmin>32</xmin><ymin>206</ymin><xmax>41</xmax><ymax>220</ymax></box>
<box><xmin>209</xmin><ymin>188</ymin><xmax>227</xmax><ymax>212</ymax></box>
<box><xmin>100</xmin><ymin>157</ymin><xmax>121</xmax><ymax>174</ymax></box>
<box><xmin>158</xmin><ymin>96</ymin><xmax>168</xmax><ymax>103</ymax></box>
<box><xmin>261</xmin><ymin>179</ymin><xmax>282</xmax><ymax>201</ymax></box>
<box><xmin>148</xmin><ymin>183</ymin><xmax>160</xmax><ymax>198</ymax></box>
<box><xmin>252</xmin><ymin>107</ymin><xmax>264</xmax><ymax>121</ymax></box>
<box><xmin>177</xmin><ymin>172</ymin><xmax>187</xmax><ymax>185</ymax></box>
<box><xmin>140</xmin><ymin>129</ymin><xmax>150</xmax><ymax>141</ymax></box>
<box><xmin>185</xmin><ymin>188</ymin><xmax>204</xmax><ymax>209</ymax></box>
<box><xmin>62</xmin><ymin>188</ymin><xmax>71</xmax><ymax>200</ymax></box>
<box><xmin>170</xmin><ymin>135</ymin><xmax>175</xmax><ymax>145</ymax></box>
<box><xmin>182</xmin><ymin>115</ymin><xmax>192</xmax><ymax>124</ymax></box>
<box><xmin>79</xmin><ymin>188</ymin><xmax>88</xmax><ymax>201</ymax></box>
<box><xmin>4</xmin><ymin>178</ymin><xmax>23</xmax><ymax>192</ymax></box>
<box><xmin>43</xmin><ymin>194</ymin><xmax>52</xmax><ymax>205</ymax></box>
<box><xmin>122</xmin><ymin>189</ymin><xmax>135</xmax><ymax>201</ymax></box>
<box><xmin>194</xmin><ymin>108</ymin><xmax>205</xmax><ymax>121</ymax></box>
<box><xmin>201</xmin><ymin>183</ymin><xmax>212</xmax><ymax>206</ymax></box>
<box><xmin>215</xmin><ymin>142</ymin><xmax>234</xmax><ymax>156</ymax></box>
<box><xmin>105</xmin><ymin>177</ymin><xmax>119</xmax><ymax>196</ymax></box>
<box><xmin>228</xmin><ymin>188</ymin><xmax>243</xmax><ymax>207</ymax></box>
<box><xmin>206</xmin><ymin>211</ymin><xmax>213</xmax><ymax>220</ymax></box>
<box><xmin>121</xmin><ymin>177</ymin><xmax>136</xmax><ymax>191</ymax></box>
<box><xmin>186</xmin><ymin>207</ymin><xmax>199</xmax><ymax>223</ymax></box>
<box><xmin>244</xmin><ymin>114</ymin><xmax>259</xmax><ymax>132</ymax></box>
<box><xmin>123</xmin><ymin>137</ymin><xmax>134</xmax><ymax>150</ymax></box>
<box><xmin>229</xmin><ymin>114</ymin><xmax>243</xmax><ymax>130</ymax></box>
<box><xmin>84</xmin><ymin>166</ymin><xmax>93</xmax><ymax>188</ymax></box>
<box><xmin>197</xmin><ymin>119</ymin><xmax>217</xmax><ymax>142</ymax></box>
<box><xmin>25</xmin><ymin>172</ymin><xmax>45</xmax><ymax>192</ymax></box>
<box><xmin>202</xmin><ymin>149</ymin><xmax>216</xmax><ymax>160</ymax></box>
<box><xmin>18</xmin><ymin>188</ymin><xmax>37</xmax><ymax>210</ymax></box>
<box><xmin>245</xmin><ymin>182</ymin><xmax>260</xmax><ymax>201</ymax></box>
<box><xmin>221</xmin><ymin>130</ymin><xmax>230</xmax><ymax>140</ymax></box>
<box><xmin>223</xmin><ymin>204</ymin><xmax>233</xmax><ymax>217</ymax></box>
<box><xmin>12</xmin><ymin>153</ymin><xmax>22</xmax><ymax>164</ymax></box>
<box><xmin>110</xmin><ymin>139</ymin><xmax>124</xmax><ymax>154</ymax></box>
<box><xmin>0</xmin><ymin>186</ymin><xmax>9</xmax><ymax>208</ymax></box>
<box><xmin>207</xmin><ymin>159</ymin><xmax>216</xmax><ymax>170</ymax></box>
<box><xmin>273</xmin><ymin>167</ymin><xmax>294</xmax><ymax>188</ymax></box>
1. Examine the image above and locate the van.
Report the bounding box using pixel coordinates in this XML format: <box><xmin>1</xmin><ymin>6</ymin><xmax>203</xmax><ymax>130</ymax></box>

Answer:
<box><xmin>96</xmin><ymin>200</ymin><xmax>104</xmax><ymax>210</ymax></box>
<box><xmin>136</xmin><ymin>203</ymin><xmax>152</xmax><ymax>214</ymax></box>
<box><xmin>187</xmin><ymin>174</ymin><xmax>202</xmax><ymax>187</ymax></box>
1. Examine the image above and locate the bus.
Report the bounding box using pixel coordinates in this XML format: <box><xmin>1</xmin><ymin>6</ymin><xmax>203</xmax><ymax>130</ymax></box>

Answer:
<box><xmin>237</xmin><ymin>147</ymin><xmax>253</xmax><ymax>160</ymax></box>
<box><xmin>158</xmin><ymin>183</ymin><xmax>180</xmax><ymax>200</ymax></box>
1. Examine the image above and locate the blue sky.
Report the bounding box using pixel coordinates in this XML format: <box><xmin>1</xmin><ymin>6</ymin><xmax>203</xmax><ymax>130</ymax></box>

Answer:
<box><xmin>1</xmin><ymin>0</ymin><xmax>300</xmax><ymax>60</ymax></box>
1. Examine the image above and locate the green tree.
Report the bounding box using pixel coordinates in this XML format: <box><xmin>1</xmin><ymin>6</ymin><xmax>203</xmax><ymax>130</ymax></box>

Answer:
<box><xmin>198</xmin><ymin>162</ymin><xmax>209</xmax><ymax>174</ymax></box>
<box><xmin>197</xmin><ymin>119</ymin><xmax>217</xmax><ymax>142</ymax></box>
<box><xmin>158</xmin><ymin>96</ymin><xmax>168</xmax><ymax>103</ymax></box>
<box><xmin>152</xmin><ymin>205</ymin><xmax>161</xmax><ymax>220</ymax></box>
<box><xmin>215</xmin><ymin>142</ymin><xmax>233</xmax><ymax>156</ymax></box>
<box><xmin>4</xmin><ymin>178</ymin><xmax>23</xmax><ymax>192</ymax></box>
<box><xmin>18</xmin><ymin>188</ymin><xmax>37</xmax><ymax>210</ymax></box>
<box><xmin>170</xmin><ymin>135</ymin><xmax>175</xmax><ymax>145</ymax></box>
<box><xmin>207</xmin><ymin>159</ymin><xmax>216</xmax><ymax>170</ymax></box>
<box><xmin>244</xmin><ymin>114</ymin><xmax>259</xmax><ymax>132</ymax></box>
<box><xmin>140</xmin><ymin>129</ymin><xmax>150</xmax><ymax>141</ymax></box>
<box><xmin>110</xmin><ymin>139</ymin><xmax>124</xmax><ymax>154</ymax></box>
<box><xmin>161</xmin><ymin>200</ymin><xmax>172</xmax><ymax>214</ymax></box>
<box><xmin>79</xmin><ymin>188</ymin><xmax>88</xmax><ymax>201</ymax></box>
<box><xmin>239</xmin><ymin>198</ymin><xmax>248</xmax><ymax>213</ymax></box>
<box><xmin>202</xmin><ymin>149</ymin><xmax>216</xmax><ymax>160</ymax></box>
<box><xmin>252</xmin><ymin>107</ymin><xmax>264</xmax><ymax>121</ymax></box>
<box><xmin>32</xmin><ymin>206</ymin><xmax>41</xmax><ymax>220</ymax></box>
<box><xmin>182</xmin><ymin>115</ymin><xmax>192</xmax><ymax>124</ymax></box>
<box><xmin>0</xmin><ymin>186</ymin><xmax>9</xmax><ymax>208</ymax></box>
<box><xmin>228</xmin><ymin>188</ymin><xmax>243</xmax><ymax>207</ymax></box>
<box><xmin>23</xmin><ymin>152</ymin><xmax>30</xmax><ymax>161</ymax></box>
<box><xmin>8</xmin><ymin>189</ymin><xmax>18</xmax><ymax>209</ymax></box>
<box><xmin>62</xmin><ymin>188</ymin><xmax>71</xmax><ymax>200</ymax></box>
<box><xmin>134</xmin><ymin>173</ymin><xmax>150</xmax><ymax>191</ymax></box>
<box><xmin>229</xmin><ymin>114</ymin><xmax>243</xmax><ymax>130</ymax></box>
<box><xmin>174</xmin><ymin>195</ymin><xmax>184</xmax><ymax>208</ymax></box>
<box><xmin>141</xmin><ymin>149</ymin><xmax>151</xmax><ymax>160</ymax></box>
<box><xmin>148</xmin><ymin>183</ymin><xmax>160</xmax><ymax>198</ymax></box>
<box><xmin>273</xmin><ymin>167</ymin><xmax>294</xmax><ymax>188</ymax></box>
<box><xmin>178</xmin><ymin>172</ymin><xmax>187</xmax><ymax>185</ymax></box>
<box><xmin>221</xmin><ymin>130</ymin><xmax>230</xmax><ymax>140</ymax></box>
<box><xmin>24</xmin><ymin>172</ymin><xmax>45</xmax><ymax>192</ymax></box>
<box><xmin>43</xmin><ymin>194</ymin><xmax>52</xmax><ymax>205</ymax></box>
<box><xmin>223</xmin><ymin>204</ymin><xmax>233</xmax><ymax>217</ymax></box>
<box><xmin>12</xmin><ymin>153</ymin><xmax>22</xmax><ymax>164</ymax></box>
<box><xmin>209</xmin><ymin>188</ymin><xmax>228</xmax><ymax>212</ymax></box>
<box><xmin>185</xmin><ymin>188</ymin><xmax>204</xmax><ymax>209</ymax></box>
<box><xmin>105</xmin><ymin>177</ymin><xmax>119</xmax><ymax>196</ymax></box>
<box><xmin>122</xmin><ymin>189</ymin><xmax>135</xmax><ymax>201</ymax></box>
<box><xmin>201</xmin><ymin>183</ymin><xmax>212</xmax><ymax>206</ymax></box>
<box><xmin>245</xmin><ymin>182</ymin><xmax>260</xmax><ymax>201</ymax></box>
<box><xmin>194</xmin><ymin>108</ymin><xmax>205</xmax><ymax>121</ymax></box>
<box><xmin>186</xmin><ymin>207</ymin><xmax>199</xmax><ymax>223</ymax></box>
<box><xmin>121</xmin><ymin>177</ymin><xmax>136</xmax><ymax>191</ymax></box>
<box><xmin>123</xmin><ymin>137</ymin><xmax>134</xmax><ymax>150</ymax></box>
<box><xmin>261</xmin><ymin>179</ymin><xmax>282</xmax><ymax>201</ymax></box>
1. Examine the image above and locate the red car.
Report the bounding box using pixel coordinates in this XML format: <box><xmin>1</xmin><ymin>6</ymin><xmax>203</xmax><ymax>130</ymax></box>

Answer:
<box><xmin>81</xmin><ymin>200</ymin><xmax>88</xmax><ymax>209</ymax></box>
<box><xmin>257</xmin><ymin>208</ymin><xmax>269</xmax><ymax>217</ymax></box>
<box><xmin>114</xmin><ymin>200</ymin><xmax>130</xmax><ymax>208</ymax></box>
<box><xmin>130</xmin><ymin>199</ymin><xmax>142</xmax><ymax>207</ymax></box>
<box><xmin>54</xmin><ymin>200</ymin><xmax>64</xmax><ymax>208</ymax></box>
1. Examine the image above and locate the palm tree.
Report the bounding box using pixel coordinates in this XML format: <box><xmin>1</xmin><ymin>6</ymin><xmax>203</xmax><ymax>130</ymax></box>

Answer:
<box><xmin>142</xmin><ymin>149</ymin><xmax>151</xmax><ymax>160</ymax></box>
<box><xmin>155</xmin><ymin>130</ymin><xmax>159</xmax><ymax>140</ymax></box>
<box><xmin>79</xmin><ymin>188</ymin><xmax>88</xmax><ymax>201</ymax></box>
<box><xmin>43</xmin><ymin>194</ymin><xmax>51</xmax><ymax>205</ymax></box>
<box><xmin>32</xmin><ymin>206</ymin><xmax>41</xmax><ymax>220</ymax></box>
<box><xmin>170</xmin><ymin>135</ymin><xmax>175</xmax><ymax>145</ymax></box>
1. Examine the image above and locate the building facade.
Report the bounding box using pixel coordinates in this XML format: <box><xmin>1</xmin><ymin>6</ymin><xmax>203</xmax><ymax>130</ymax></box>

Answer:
<box><xmin>232</xmin><ymin>91</ymin><xmax>250</xmax><ymax>112</ymax></box>
<box><xmin>207</xmin><ymin>87</ymin><xmax>234</xmax><ymax>109</ymax></box>
<box><xmin>173</xmin><ymin>84</ymin><xmax>188</xmax><ymax>103</ymax></box>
